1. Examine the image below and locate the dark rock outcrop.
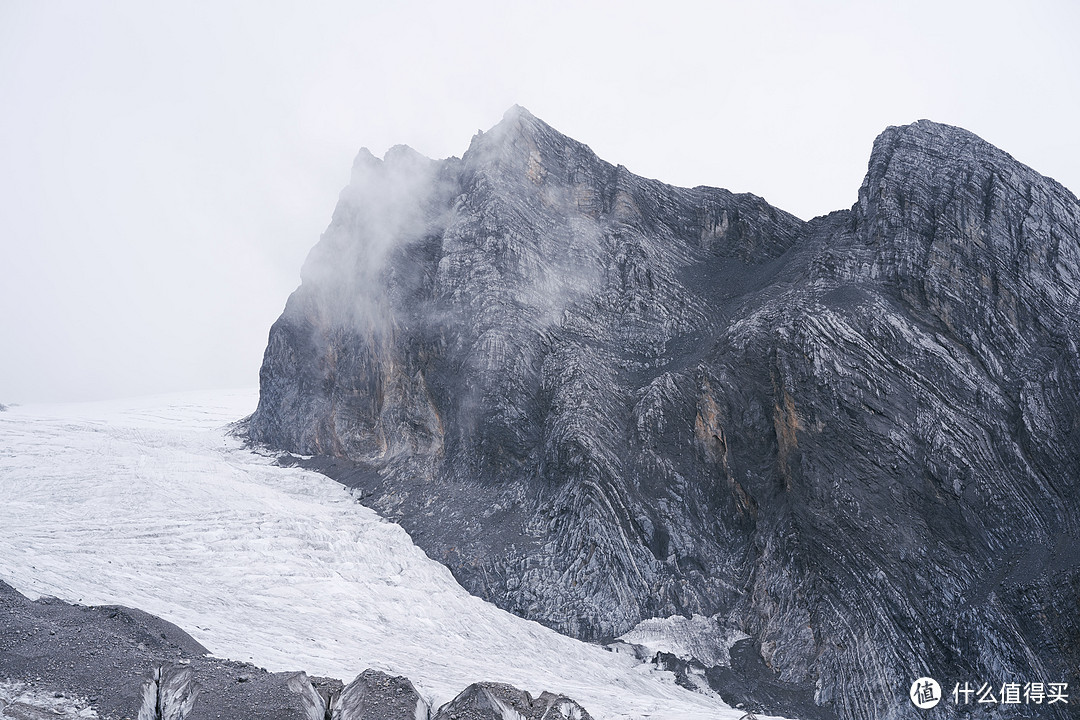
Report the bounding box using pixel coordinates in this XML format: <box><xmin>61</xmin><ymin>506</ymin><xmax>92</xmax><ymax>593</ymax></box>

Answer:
<box><xmin>0</xmin><ymin>581</ymin><xmax>594</xmax><ymax>720</ymax></box>
<box><xmin>334</xmin><ymin>669</ymin><xmax>427</xmax><ymax>720</ymax></box>
<box><xmin>432</xmin><ymin>681</ymin><xmax>592</xmax><ymax>720</ymax></box>
<box><xmin>286</xmin><ymin>668</ymin><xmax>428</xmax><ymax>720</ymax></box>
<box><xmin>250</xmin><ymin>107</ymin><xmax>1080</xmax><ymax>720</ymax></box>
<box><xmin>137</xmin><ymin>663</ymin><xmax>199</xmax><ymax>720</ymax></box>
<box><xmin>0</xmin><ymin>579</ymin><xmax>317</xmax><ymax>719</ymax></box>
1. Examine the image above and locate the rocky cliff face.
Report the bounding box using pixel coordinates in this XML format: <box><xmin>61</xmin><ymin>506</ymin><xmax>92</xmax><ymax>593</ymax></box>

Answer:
<box><xmin>249</xmin><ymin>107</ymin><xmax>1080</xmax><ymax>720</ymax></box>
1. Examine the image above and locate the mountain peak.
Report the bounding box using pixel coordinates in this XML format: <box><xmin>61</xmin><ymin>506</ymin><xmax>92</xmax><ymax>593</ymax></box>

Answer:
<box><xmin>352</xmin><ymin>146</ymin><xmax>380</xmax><ymax>171</ymax></box>
<box><xmin>464</xmin><ymin>105</ymin><xmax>603</xmax><ymax>179</ymax></box>
<box><xmin>502</xmin><ymin>103</ymin><xmax>536</xmax><ymax>123</ymax></box>
<box><xmin>254</xmin><ymin>110</ymin><xmax>1080</xmax><ymax>720</ymax></box>
<box><xmin>859</xmin><ymin>118</ymin><xmax>1019</xmax><ymax>222</ymax></box>
<box><xmin>477</xmin><ymin>104</ymin><xmax>558</xmax><ymax>147</ymax></box>
<box><xmin>858</xmin><ymin>117</ymin><xmax>1079</xmax><ymax>221</ymax></box>
<box><xmin>864</xmin><ymin>119</ymin><xmax>1018</xmax><ymax>186</ymax></box>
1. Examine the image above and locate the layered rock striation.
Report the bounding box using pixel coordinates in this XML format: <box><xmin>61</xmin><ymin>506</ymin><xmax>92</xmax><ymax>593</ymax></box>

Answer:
<box><xmin>250</xmin><ymin>107</ymin><xmax>1080</xmax><ymax>720</ymax></box>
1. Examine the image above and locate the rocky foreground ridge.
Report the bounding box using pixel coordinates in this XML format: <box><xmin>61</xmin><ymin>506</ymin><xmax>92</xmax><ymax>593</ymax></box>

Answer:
<box><xmin>0</xmin><ymin>581</ymin><xmax>593</xmax><ymax>719</ymax></box>
<box><xmin>249</xmin><ymin>107</ymin><xmax>1080</xmax><ymax>720</ymax></box>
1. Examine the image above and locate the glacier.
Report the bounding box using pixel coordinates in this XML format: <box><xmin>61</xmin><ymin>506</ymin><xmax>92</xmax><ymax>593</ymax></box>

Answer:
<box><xmin>0</xmin><ymin>389</ymin><xmax>783</xmax><ymax>719</ymax></box>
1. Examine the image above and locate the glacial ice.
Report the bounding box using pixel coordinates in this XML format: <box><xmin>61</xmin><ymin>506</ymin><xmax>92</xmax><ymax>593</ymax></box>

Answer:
<box><xmin>0</xmin><ymin>389</ymin><xmax>786</xmax><ymax>720</ymax></box>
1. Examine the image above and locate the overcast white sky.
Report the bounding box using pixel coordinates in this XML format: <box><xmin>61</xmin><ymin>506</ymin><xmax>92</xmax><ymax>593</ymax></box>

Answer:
<box><xmin>1</xmin><ymin>0</ymin><xmax>1077</xmax><ymax>403</ymax></box>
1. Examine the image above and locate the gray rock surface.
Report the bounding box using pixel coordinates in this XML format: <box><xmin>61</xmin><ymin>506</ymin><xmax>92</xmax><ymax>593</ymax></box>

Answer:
<box><xmin>1</xmin><ymin>581</ymin><xmax>297</xmax><ymax>718</ymax></box>
<box><xmin>137</xmin><ymin>663</ymin><xmax>198</xmax><ymax>720</ymax></box>
<box><xmin>0</xmin><ymin>579</ymin><xmax>327</xmax><ymax>719</ymax></box>
<box><xmin>332</xmin><ymin>669</ymin><xmax>427</xmax><ymax>720</ymax></box>
<box><xmin>0</xmin><ymin>581</ymin><xmax>593</xmax><ymax>720</ymax></box>
<box><xmin>431</xmin><ymin>682</ymin><xmax>592</xmax><ymax>720</ymax></box>
<box><xmin>249</xmin><ymin>107</ymin><xmax>1080</xmax><ymax>720</ymax></box>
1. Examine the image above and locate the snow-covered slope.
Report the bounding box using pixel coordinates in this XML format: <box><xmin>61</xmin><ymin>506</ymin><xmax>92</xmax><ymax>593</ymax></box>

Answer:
<box><xmin>0</xmin><ymin>390</ymin><xmax>778</xmax><ymax>719</ymax></box>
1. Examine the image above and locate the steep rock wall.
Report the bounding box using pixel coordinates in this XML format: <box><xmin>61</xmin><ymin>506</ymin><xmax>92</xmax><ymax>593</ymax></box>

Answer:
<box><xmin>250</xmin><ymin>108</ymin><xmax>1080</xmax><ymax>720</ymax></box>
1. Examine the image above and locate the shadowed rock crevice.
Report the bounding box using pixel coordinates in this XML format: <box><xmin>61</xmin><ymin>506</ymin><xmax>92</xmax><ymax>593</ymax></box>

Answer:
<box><xmin>137</xmin><ymin>664</ymin><xmax>199</xmax><ymax>720</ymax></box>
<box><xmin>250</xmin><ymin>107</ymin><xmax>1080</xmax><ymax>720</ymax></box>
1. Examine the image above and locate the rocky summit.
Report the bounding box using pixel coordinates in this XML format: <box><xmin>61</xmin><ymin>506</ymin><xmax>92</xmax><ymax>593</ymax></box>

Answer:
<box><xmin>249</xmin><ymin>106</ymin><xmax>1080</xmax><ymax>720</ymax></box>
